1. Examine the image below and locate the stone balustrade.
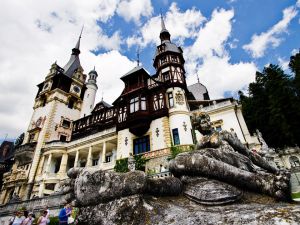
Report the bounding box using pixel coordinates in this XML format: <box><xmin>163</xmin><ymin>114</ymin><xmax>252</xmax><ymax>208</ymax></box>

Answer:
<box><xmin>3</xmin><ymin>169</ymin><xmax>27</xmax><ymax>185</ymax></box>
<box><xmin>0</xmin><ymin>193</ymin><xmax>65</xmax><ymax>217</ymax></box>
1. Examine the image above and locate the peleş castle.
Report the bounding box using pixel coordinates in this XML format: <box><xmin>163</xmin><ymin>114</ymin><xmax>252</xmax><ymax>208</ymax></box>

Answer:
<box><xmin>0</xmin><ymin>17</ymin><xmax>260</xmax><ymax>204</ymax></box>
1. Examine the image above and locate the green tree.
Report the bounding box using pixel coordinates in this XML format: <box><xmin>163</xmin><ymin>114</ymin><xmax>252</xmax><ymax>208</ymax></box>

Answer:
<box><xmin>240</xmin><ymin>64</ymin><xmax>300</xmax><ymax>148</ymax></box>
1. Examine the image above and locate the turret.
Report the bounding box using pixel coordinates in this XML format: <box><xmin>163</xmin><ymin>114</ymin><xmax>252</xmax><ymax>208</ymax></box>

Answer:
<box><xmin>80</xmin><ymin>68</ymin><xmax>98</xmax><ymax>117</ymax></box>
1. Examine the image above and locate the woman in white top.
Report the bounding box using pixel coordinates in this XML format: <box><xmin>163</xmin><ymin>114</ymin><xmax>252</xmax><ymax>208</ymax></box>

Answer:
<box><xmin>9</xmin><ymin>211</ymin><xmax>25</xmax><ymax>225</ymax></box>
<box><xmin>37</xmin><ymin>210</ymin><xmax>48</xmax><ymax>225</ymax></box>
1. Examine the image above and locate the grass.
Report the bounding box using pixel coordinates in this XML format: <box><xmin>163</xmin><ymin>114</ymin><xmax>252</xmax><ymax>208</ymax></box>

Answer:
<box><xmin>291</xmin><ymin>192</ymin><xmax>300</xmax><ymax>199</ymax></box>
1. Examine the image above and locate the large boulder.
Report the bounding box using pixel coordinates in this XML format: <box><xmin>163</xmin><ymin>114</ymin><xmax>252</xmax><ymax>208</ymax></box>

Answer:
<box><xmin>68</xmin><ymin>168</ymin><xmax>147</xmax><ymax>206</ymax></box>
<box><xmin>77</xmin><ymin>194</ymin><xmax>146</xmax><ymax>225</ymax></box>
<box><xmin>181</xmin><ymin>176</ymin><xmax>242</xmax><ymax>205</ymax></box>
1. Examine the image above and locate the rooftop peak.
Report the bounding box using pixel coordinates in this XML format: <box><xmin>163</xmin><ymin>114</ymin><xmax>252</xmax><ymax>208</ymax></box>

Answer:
<box><xmin>159</xmin><ymin>13</ymin><xmax>171</xmax><ymax>43</ymax></box>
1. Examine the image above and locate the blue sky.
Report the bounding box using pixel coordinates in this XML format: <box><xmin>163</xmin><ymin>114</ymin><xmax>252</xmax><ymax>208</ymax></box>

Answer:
<box><xmin>0</xmin><ymin>0</ymin><xmax>299</xmax><ymax>141</ymax></box>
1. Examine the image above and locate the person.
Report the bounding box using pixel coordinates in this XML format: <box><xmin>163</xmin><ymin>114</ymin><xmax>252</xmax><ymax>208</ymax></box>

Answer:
<box><xmin>20</xmin><ymin>212</ymin><xmax>34</xmax><ymax>225</ymax></box>
<box><xmin>9</xmin><ymin>211</ymin><xmax>24</xmax><ymax>225</ymax></box>
<box><xmin>58</xmin><ymin>203</ymin><xmax>71</xmax><ymax>225</ymax></box>
<box><xmin>44</xmin><ymin>206</ymin><xmax>50</xmax><ymax>220</ymax></box>
<box><xmin>36</xmin><ymin>210</ymin><xmax>48</xmax><ymax>225</ymax></box>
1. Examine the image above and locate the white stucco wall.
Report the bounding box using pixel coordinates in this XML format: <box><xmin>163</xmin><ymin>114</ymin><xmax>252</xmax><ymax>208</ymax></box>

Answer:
<box><xmin>150</xmin><ymin>117</ymin><xmax>168</xmax><ymax>150</ymax></box>
<box><xmin>169</xmin><ymin>114</ymin><xmax>193</xmax><ymax>145</ymax></box>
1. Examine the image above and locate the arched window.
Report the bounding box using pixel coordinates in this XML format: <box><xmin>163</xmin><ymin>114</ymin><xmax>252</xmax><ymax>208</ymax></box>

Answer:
<box><xmin>289</xmin><ymin>156</ymin><xmax>300</xmax><ymax>167</ymax></box>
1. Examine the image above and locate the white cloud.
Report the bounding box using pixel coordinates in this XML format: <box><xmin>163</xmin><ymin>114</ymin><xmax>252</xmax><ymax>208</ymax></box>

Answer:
<box><xmin>117</xmin><ymin>0</ymin><xmax>153</xmax><ymax>24</ymax></box>
<box><xmin>184</xmin><ymin>8</ymin><xmax>257</xmax><ymax>98</ymax></box>
<box><xmin>126</xmin><ymin>2</ymin><xmax>205</xmax><ymax>47</ymax></box>
<box><xmin>291</xmin><ymin>48</ymin><xmax>299</xmax><ymax>55</ymax></box>
<box><xmin>0</xmin><ymin>0</ymin><xmax>134</xmax><ymax>139</ymax></box>
<box><xmin>278</xmin><ymin>57</ymin><xmax>289</xmax><ymax>71</ymax></box>
<box><xmin>243</xmin><ymin>6</ymin><xmax>298</xmax><ymax>58</ymax></box>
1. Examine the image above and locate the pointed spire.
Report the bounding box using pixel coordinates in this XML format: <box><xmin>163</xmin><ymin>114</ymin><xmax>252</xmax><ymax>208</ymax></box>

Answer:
<box><xmin>73</xmin><ymin>25</ymin><xmax>84</xmax><ymax>55</ymax></box>
<box><xmin>136</xmin><ymin>46</ymin><xmax>140</xmax><ymax>66</ymax></box>
<box><xmin>159</xmin><ymin>12</ymin><xmax>170</xmax><ymax>43</ymax></box>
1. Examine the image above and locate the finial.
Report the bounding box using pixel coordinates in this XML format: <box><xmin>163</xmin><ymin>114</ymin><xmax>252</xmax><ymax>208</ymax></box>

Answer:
<box><xmin>93</xmin><ymin>65</ymin><xmax>95</xmax><ymax>71</ymax></box>
<box><xmin>136</xmin><ymin>46</ymin><xmax>140</xmax><ymax>67</ymax></box>
<box><xmin>74</xmin><ymin>25</ymin><xmax>84</xmax><ymax>50</ymax></box>
<box><xmin>197</xmin><ymin>74</ymin><xmax>200</xmax><ymax>83</ymax></box>
<box><xmin>101</xmin><ymin>91</ymin><xmax>104</xmax><ymax>101</ymax></box>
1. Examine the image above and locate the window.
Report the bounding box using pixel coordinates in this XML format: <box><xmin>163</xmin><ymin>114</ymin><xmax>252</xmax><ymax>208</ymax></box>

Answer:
<box><xmin>28</xmin><ymin>133</ymin><xmax>35</xmax><ymax>143</ymax></box>
<box><xmin>62</xmin><ymin>120</ymin><xmax>71</xmax><ymax>128</ymax></box>
<box><xmin>163</xmin><ymin>72</ymin><xmax>170</xmax><ymax>81</ymax></box>
<box><xmin>133</xmin><ymin>136</ymin><xmax>150</xmax><ymax>155</ymax></box>
<box><xmin>161</xmin><ymin>57</ymin><xmax>167</xmax><ymax>64</ymax></box>
<box><xmin>168</xmin><ymin>92</ymin><xmax>174</xmax><ymax>108</ymax></box>
<box><xmin>92</xmin><ymin>159</ymin><xmax>99</xmax><ymax>166</ymax></box>
<box><xmin>172</xmin><ymin>128</ymin><xmax>180</xmax><ymax>145</ymax></box>
<box><xmin>153</xmin><ymin>95</ymin><xmax>158</xmax><ymax>110</ymax></box>
<box><xmin>106</xmin><ymin>155</ymin><xmax>111</xmax><ymax>163</ymax></box>
<box><xmin>60</xmin><ymin>135</ymin><xmax>67</xmax><ymax>142</ymax></box>
<box><xmin>130</xmin><ymin>97</ymin><xmax>139</xmax><ymax>113</ymax></box>
<box><xmin>41</xmin><ymin>97</ymin><xmax>47</xmax><ymax>107</ymax></box>
<box><xmin>45</xmin><ymin>183</ymin><xmax>55</xmax><ymax>191</ymax></box>
<box><xmin>68</xmin><ymin>99</ymin><xmax>75</xmax><ymax>109</ymax></box>
<box><xmin>171</xmin><ymin>56</ymin><xmax>178</xmax><ymax>62</ymax></box>
<box><xmin>159</xmin><ymin>93</ymin><xmax>164</xmax><ymax>108</ymax></box>
<box><xmin>141</xmin><ymin>97</ymin><xmax>146</xmax><ymax>110</ymax></box>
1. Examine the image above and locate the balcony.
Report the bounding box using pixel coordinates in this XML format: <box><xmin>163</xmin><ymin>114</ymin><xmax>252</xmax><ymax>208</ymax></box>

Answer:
<box><xmin>3</xmin><ymin>169</ymin><xmax>27</xmax><ymax>186</ymax></box>
<box><xmin>14</xmin><ymin>142</ymin><xmax>36</xmax><ymax>164</ymax></box>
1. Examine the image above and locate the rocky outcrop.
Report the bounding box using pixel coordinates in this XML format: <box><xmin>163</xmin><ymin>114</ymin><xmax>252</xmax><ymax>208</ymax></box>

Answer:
<box><xmin>77</xmin><ymin>195</ymin><xmax>146</xmax><ymax>225</ymax></box>
<box><xmin>67</xmin><ymin>168</ymin><xmax>146</xmax><ymax>206</ymax></box>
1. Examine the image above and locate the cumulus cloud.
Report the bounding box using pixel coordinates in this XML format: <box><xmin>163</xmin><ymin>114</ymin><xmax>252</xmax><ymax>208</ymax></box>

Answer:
<box><xmin>126</xmin><ymin>2</ymin><xmax>205</xmax><ymax>47</ymax></box>
<box><xmin>243</xmin><ymin>6</ymin><xmax>298</xmax><ymax>58</ymax></box>
<box><xmin>117</xmin><ymin>0</ymin><xmax>153</xmax><ymax>24</ymax></box>
<box><xmin>0</xmin><ymin>0</ymin><xmax>134</xmax><ymax>139</ymax></box>
<box><xmin>278</xmin><ymin>57</ymin><xmax>290</xmax><ymax>71</ymax></box>
<box><xmin>185</xmin><ymin>8</ymin><xmax>257</xmax><ymax>98</ymax></box>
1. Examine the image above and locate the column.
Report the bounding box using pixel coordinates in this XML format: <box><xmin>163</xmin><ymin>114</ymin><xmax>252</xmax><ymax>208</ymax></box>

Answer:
<box><xmin>86</xmin><ymin>146</ymin><xmax>93</xmax><ymax>167</ymax></box>
<box><xmin>37</xmin><ymin>155</ymin><xmax>45</xmax><ymax>176</ymax></box>
<box><xmin>38</xmin><ymin>182</ymin><xmax>45</xmax><ymax>197</ymax></box>
<box><xmin>58</xmin><ymin>153</ymin><xmax>69</xmax><ymax>174</ymax></box>
<box><xmin>46</xmin><ymin>153</ymin><xmax>52</xmax><ymax>173</ymax></box>
<box><xmin>0</xmin><ymin>189</ymin><xmax>7</xmax><ymax>204</ymax></box>
<box><xmin>74</xmin><ymin>150</ymin><xmax>79</xmax><ymax>168</ymax></box>
<box><xmin>102</xmin><ymin>142</ymin><xmax>106</xmax><ymax>163</ymax></box>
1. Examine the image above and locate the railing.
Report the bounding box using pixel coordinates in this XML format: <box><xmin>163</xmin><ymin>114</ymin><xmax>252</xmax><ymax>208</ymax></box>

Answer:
<box><xmin>14</xmin><ymin>142</ymin><xmax>37</xmax><ymax>154</ymax></box>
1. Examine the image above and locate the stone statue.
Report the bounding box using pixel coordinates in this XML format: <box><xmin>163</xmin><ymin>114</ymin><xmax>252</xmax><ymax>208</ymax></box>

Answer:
<box><xmin>128</xmin><ymin>153</ymin><xmax>136</xmax><ymax>171</ymax></box>
<box><xmin>169</xmin><ymin>112</ymin><xmax>290</xmax><ymax>200</ymax></box>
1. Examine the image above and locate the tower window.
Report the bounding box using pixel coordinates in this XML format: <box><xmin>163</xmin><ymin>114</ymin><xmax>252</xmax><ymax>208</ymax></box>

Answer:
<box><xmin>60</xmin><ymin>135</ymin><xmax>67</xmax><ymax>142</ymax></box>
<box><xmin>171</xmin><ymin>56</ymin><xmax>178</xmax><ymax>62</ymax></box>
<box><xmin>133</xmin><ymin>136</ymin><xmax>150</xmax><ymax>155</ymax></box>
<box><xmin>62</xmin><ymin>120</ymin><xmax>71</xmax><ymax>128</ymax></box>
<box><xmin>168</xmin><ymin>92</ymin><xmax>174</xmax><ymax>108</ymax></box>
<box><xmin>41</xmin><ymin>97</ymin><xmax>47</xmax><ymax>107</ymax></box>
<box><xmin>172</xmin><ymin>128</ymin><xmax>180</xmax><ymax>145</ymax></box>
<box><xmin>28</xmin><ymin>133</ymin><xmax>35</xmax><ymax>143</ymax></box>
<box><xmin>161</xmin><ymin>57</ymin><xmax>167</xmax><ymax>64</ymax></box>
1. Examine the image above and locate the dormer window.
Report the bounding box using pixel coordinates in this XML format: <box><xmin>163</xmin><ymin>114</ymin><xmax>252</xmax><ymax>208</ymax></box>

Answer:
<box><xmin>68</xmin><ymin>99</ymin><xmax>75</xmax><ymax>109</ymax></box>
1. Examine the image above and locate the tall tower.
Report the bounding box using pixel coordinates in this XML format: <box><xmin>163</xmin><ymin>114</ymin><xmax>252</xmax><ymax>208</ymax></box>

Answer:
<box><xmin>23</xmin><ymin>32</ymin><xmax>87</xmax><ymax>199</ymax></box>
<box><xmin>80</xmin><ymin>68</ymin><xmax>98</xmax><ymax>117</ymax></box>
<box><xmin>153</xmin><ymin>15</ymin><xmax>193</xmax><ymax>145</ymax></box>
